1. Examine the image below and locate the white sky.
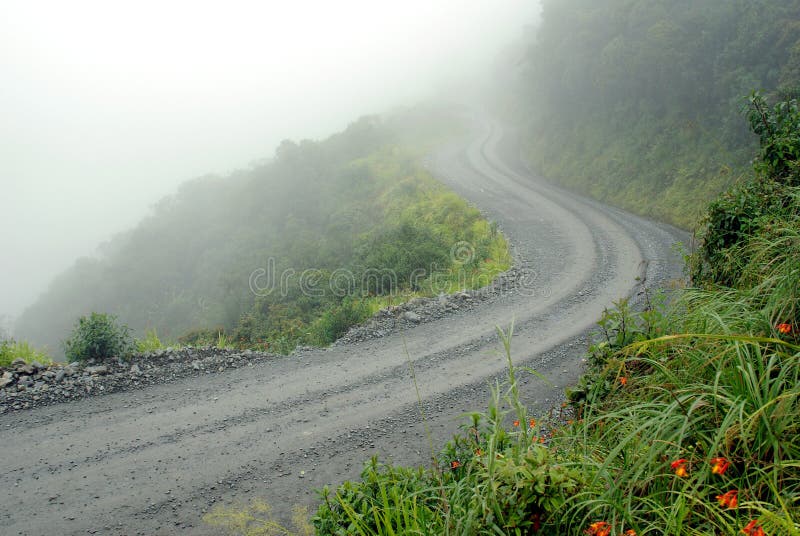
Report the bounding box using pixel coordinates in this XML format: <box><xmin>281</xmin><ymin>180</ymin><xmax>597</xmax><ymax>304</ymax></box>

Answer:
<box><xmin>0</xmin><ymin>0</ymin><xmax>538</xmax><ymax>324</ymax></box>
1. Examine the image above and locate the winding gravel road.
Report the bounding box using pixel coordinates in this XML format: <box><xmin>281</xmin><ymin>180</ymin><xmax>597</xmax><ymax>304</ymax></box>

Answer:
<box><xmin>0</xmin><ymin>118</ymin><xmax>686</xmax><ymax>535</ymax></box>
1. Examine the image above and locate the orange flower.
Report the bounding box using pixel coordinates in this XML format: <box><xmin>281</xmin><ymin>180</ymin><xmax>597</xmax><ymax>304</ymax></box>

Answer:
<box><xmin>710</xmin><ymin>457</ymin><xmax>730</xmax><ymax>475</ymax></box>
<box><xmin>624</xmin><ymin>530</ymin><xmax>637</xmax><ymax>536</ymax></box>
<box><xmin>716</xmin><ymin>489</ymin><xmax>738</xmax><ymax>509</ymax></box>
<box><xmin>585</xmin><ymin>521</ymin><xmax>611</xmax><ymax>536</ymax></box>
<box><xmin>529</xmin><ymin>418</ymin><xmax>536</xmax><ymax>428</ymax></box>
<box><xmin>741</xmin><ymin>520</ymin><xmax>766</xmax><ymax>536</ymax></box>
<box><xmin>474</xmin><ymin>448</ymin><xmax>483</xmax><ymax>456</ymax></box>
<box><xmin>450</xmin><ymin>460</ymin><xmax>461</xmax><ymax>469</ymax></box>
<box><xmin>513</xmin><ymin>419</ymin><xmax>520</xmax><ymax>427</ymax></box>
<box><xmin>670</xmin><ymin>458</ymin><xmax>689</xmax><ymax>477</ymax></box>
<box><xmin>619</xmin><ymin>376</ymin><xmax>628</xmax><ymax>386</ymax></box>
<box><xmin>777</xmin><ymin>323</ymin><xmax>792</xmax><ymax>334</ymax></box>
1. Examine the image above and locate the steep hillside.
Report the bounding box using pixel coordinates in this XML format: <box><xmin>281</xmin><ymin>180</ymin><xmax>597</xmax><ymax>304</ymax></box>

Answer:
<box><xmin>503</xmin><ymin>0</ymin><xmax>800</xmax><ymax>228</ymax></box>
<box><xmin>15</xmin><ymin>106</ymin><xmax>510</xmax><ymax>356</ymax></box>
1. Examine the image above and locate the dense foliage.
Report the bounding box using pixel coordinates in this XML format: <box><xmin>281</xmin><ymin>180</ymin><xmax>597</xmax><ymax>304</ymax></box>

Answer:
<box><xmin>63</xmin><ymin>312</ymin><xmax>133</xmax><ymax>363</ymax></box>
<box><xmin>16</xmin><ymin>107</ymin><xmax>510</xmax><ymax>357</ymax></box>
<box><xmin>301</xmin><ymin>97</ymin><xmax>800</xmax><ymax>534</ymax></box>
<box><xmin>504</xmin><ymin>0</ymin><xmax>800</xmax><ymax>228</ymax></box>
<box><xmin>692</xmin><ymin>93</ymin><xmax>800</xmax><ymax>286</ymax></box>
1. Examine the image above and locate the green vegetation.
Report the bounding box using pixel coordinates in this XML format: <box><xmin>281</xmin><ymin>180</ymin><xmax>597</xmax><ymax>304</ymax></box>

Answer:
<box><xmin>134</xmin><ymin>328</ymin><xmax>166</xmax><ymax>354</ymax></box>
<box><xmin>301</xmin><ymin>95</ymin><xmax>800</xmax><ymax>534</ymax></box>
<box><xmin>203</xmin><ymin>499</ymin><xmax>314</xmax><ymax>536</ymax></box>
<box><xmin>63</xmin><ymin>312</ymin><xmax>133</xmax><ymax>363</ymax></box>
<box><xmin>692</xmin><ymin>92</ymin><xmax>800</xmax><ymax>287</ymax></box>
<box><xmin>0</xmin><ymin>338</ymin><xmax>51</xmax><ymax>367</ymax></box>
<box><xmin>16</xmin><ymin>106</ymin><xmax>510</xmax><ymax>357</ymax></box>
<box><xmin>504</xmin><ymin>0</ymin><xmax>800</xmax><ymax>228</ymax></box>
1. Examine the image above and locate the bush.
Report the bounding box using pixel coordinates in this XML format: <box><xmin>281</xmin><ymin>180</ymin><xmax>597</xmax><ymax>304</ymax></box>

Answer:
<box><xmin>63</xmin><ymin>312</ymin><xmax>133</xmax><ymax>362</ymax></box>
<box><xmin>306</xmin><ymin>298</ymin><xmax>372</xmax><ymax>346</ymax></box>
<box><xmin>692</xmin><ymin>93</ymin><xmax>800</xmax><ymax>286</ymax></box>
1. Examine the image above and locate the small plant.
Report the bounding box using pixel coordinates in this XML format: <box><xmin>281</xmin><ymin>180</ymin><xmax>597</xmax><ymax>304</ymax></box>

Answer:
<box><xmin>178</xmin><ymin>326</ymin><xmax>227</xmax><ymax>347</ymax></box>
<box><xmin>216</xmin><ymin>331</ymin><xmax>236</xmax><ymax>349</ymax></box>
<box><xmin>306</xmin><ymin>298</ymin><xmax>372</xmax><ymax>346</ymax></box>
<box><xmin>63</xmin><ymin>312</ymin><xmax>133</xmax><ymax>362</ymax></box>
<box><xmin>203</xmin><ymin>498</ymin><xmax>313</xmax><ymax>536</ymax></box>
<box><xmin>0</xmin><ymin>338</ymin><xmax>51</xmax><ymax>367</ymax></box>
<box><xmin>135</xmin><ymin>328</ymin><xmax>164</xmax><ymax>354</ymax></box>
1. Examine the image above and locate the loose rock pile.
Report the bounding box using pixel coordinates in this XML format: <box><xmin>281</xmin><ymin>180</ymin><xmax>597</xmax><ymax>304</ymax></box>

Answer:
<box><xmin>0</xmin><ymin>347</ymin><xmax>276</xmax><ymax>413</ymax></box>
<box><xmin>334</xmin><ymin>266</ymin><xmax>525</xmax><ymax>345</ymax></box>
<box><xmin>1</xmin><ymin>267</ymin><xmax>525</xmax><ymax>413</ymax></box>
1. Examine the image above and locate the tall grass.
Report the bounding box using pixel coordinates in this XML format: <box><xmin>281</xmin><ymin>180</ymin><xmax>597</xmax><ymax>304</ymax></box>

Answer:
<box><xmin>309</xmin><ymin>190</ymin><xmax>800</xmax><ymax>535</ymax></box>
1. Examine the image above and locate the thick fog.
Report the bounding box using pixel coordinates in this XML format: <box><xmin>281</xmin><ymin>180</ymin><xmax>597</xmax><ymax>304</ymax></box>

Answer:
<box><xmin>0</xmin><ymin>0</ymin><xmax>539</xmax><ymax>329</ymax></box>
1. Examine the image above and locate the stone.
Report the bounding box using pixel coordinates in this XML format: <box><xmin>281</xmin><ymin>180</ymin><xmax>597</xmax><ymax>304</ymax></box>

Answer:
<box><xmin>0</xmin><ymin>371</ymin><xmax>14</xmax><ymax>389</ymax></box>
<box><xmin>84</xmin><ymin>365</ymin><xmax>109</xmax><ymax>376</ymax></box>
<box><xmin>403</xmin><ymin>311</ymin><xmax>422</xmax><ymax>323</ymax></box>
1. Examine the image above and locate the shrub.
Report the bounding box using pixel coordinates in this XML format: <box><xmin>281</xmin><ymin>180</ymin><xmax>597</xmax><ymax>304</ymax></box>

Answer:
<box><xmin>693</xmin><ymin>93</ymin><xmax>800</xmax><ymax>286</ymax></box>
<box><xmin>63</xmin><ymin>312</ymin><xmax>133</xmax><ymax>362</ymax></box>
<box><xmin>306</xmin><ymin>298</ymin><xmax>372</xmax><ymax>346</ymax></box>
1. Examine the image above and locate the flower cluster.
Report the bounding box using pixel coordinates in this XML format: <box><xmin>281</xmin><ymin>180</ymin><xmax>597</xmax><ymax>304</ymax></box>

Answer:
<box><xmin>776</xmin><ymin>322</ymin><xmax>792</xmax><ymax>335</ymax></box>
<box><xmin>716</xmin><ymin>489</ymin><xmax>738</xmax><ymax>509</ymax></box>
<box><xmin>741</xmin><ymin>520</ymin><xmax>765</xmax><ymax>536</ymax></box>
<box><xmin>669</xmin><ymin>455</ymin><xmax>765</xmax><ymax>534</ymax></box>
<box><xmin>710</xmin><ymin>457</ymin><xmax>730</xmax><ymax>475</ymax></box>
<box><xmin>584</xmin><ymin>521</ymin><xmax>635</xmax><ymax>535</ymax></box>
<box><xmin>584</xmin><ymin>521</ymin><xmax>610</xmax><ymax>536</ymax></box>
<box><xmin>670</xmin><ymin>458</ymin><xmax>689</xmax><ymax>477</ymax></box>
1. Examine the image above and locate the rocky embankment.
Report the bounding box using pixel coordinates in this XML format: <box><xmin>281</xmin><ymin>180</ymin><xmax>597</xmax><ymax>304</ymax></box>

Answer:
<box><xmin>334</xmin><ymin>266</ymin><xmax>526</xmax><ymax>345</ymax></box>
<box><xmin>0</xmin><ymin>348</ymin><xmax>277</xmax><ymax>413</ymax></box>
<box><xmin>1</xmin><ymin>266</ymin><xmax>526</xmax><ymax>414</ymax></box>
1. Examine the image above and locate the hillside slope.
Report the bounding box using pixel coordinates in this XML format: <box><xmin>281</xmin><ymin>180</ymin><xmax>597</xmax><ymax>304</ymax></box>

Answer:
<box><xmin>501</xmin><ymin>0</ymin><xmax>800</xmax><ymax>228</ymax></box>
<box><xmin>15</xmin><ymin>107</ymin><xmax>510</xmax><ymax>356</ymax></box>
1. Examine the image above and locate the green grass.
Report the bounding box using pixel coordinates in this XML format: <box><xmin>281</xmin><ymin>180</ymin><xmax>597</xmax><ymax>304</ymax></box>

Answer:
<box><xmin>307</xmin><ymin>271</ymin><xmax>798</xmax><ymax>534</ymax></box>
<box><xmin>0</xmin><ymin>339</ymin><xmax>52</xmax><ymax>367</ymax></box>
<box><xmin>226</xmin><ymin>147</ymin><xmax>512</xmax><ymax>354</ymax></box>
<box><xmin>135</xmin><ymin>328</ymin><xmax>166</xmax><ymax>354</ymax></box>
<box><xmin>203</xmin><ymin>499</ymin><xmax>314</xmax><ymax>536</ymax></box>
<box><xmin>307</xmin><ymin>192</ymin><xmax>800</xmax><ymax>533</ymax></box>
<box><xmin>206</xmin><ymin>95</ymin><xmax>799</xmax><ymax>536</ymax></box>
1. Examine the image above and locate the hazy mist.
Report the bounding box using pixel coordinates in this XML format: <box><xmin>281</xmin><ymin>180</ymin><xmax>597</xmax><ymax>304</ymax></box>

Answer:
<box><xmin>1</xmin><ymin>0</ymin><xmax>539</xmax><ymax>328</ymax></box>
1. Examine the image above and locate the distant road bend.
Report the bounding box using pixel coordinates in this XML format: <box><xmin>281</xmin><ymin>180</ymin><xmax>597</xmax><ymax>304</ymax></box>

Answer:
<box><xmin>0</xmin><ymin>118</ymin><xmax>685</xmax><ymax>535</ymax></box>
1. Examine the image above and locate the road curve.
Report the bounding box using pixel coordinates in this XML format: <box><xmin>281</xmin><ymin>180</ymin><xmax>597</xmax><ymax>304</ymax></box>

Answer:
<box><xmin>0</xmin><ymin>118</ymin><xmax>686</xmax><ymax>535</ymax></box>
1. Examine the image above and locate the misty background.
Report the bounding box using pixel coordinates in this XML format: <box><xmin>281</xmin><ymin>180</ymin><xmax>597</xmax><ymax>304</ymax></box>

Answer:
<box><xmin>1</xmin><ymin>0</ymin><xmax>539</xmax><ymax>331</ymax></box>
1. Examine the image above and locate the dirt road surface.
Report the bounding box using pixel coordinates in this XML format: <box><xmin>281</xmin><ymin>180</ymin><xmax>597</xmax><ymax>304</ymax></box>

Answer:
<box><xmin>0</xmin><ymin>118</ymin><xmax>686</xmax><ymax>535</ymax></box>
